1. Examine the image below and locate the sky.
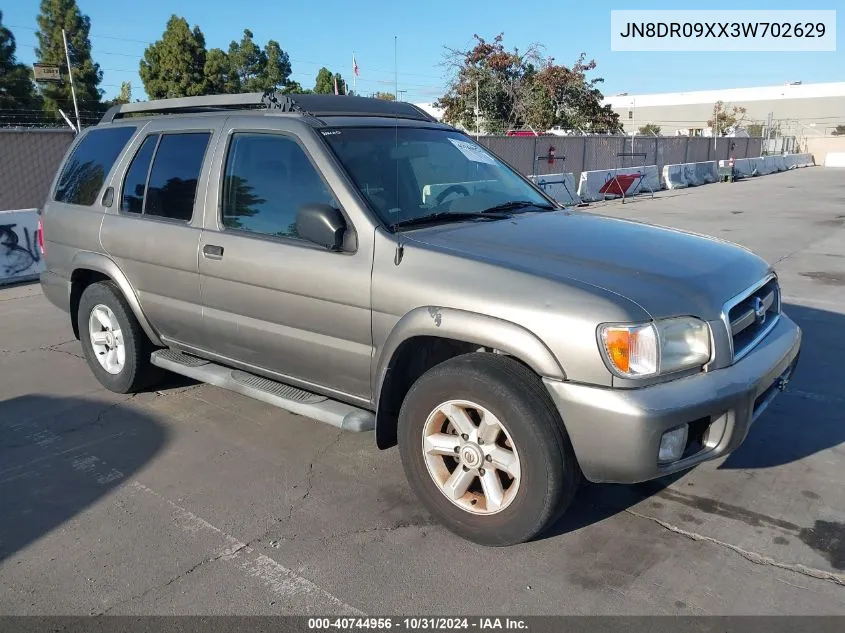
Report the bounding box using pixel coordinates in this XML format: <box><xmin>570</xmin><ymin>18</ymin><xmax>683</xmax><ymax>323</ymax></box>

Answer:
<box><xmin>3</xmin><ymin>0</ymin><xmax>842</xmax><ymax>104</ymax></box>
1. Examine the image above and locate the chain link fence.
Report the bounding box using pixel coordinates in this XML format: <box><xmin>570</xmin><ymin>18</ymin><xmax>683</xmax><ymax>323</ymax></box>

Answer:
<box><xmin>0</xmin><ymin>129</ymin><xmax>75</xmax><ymax>210</ymax></box>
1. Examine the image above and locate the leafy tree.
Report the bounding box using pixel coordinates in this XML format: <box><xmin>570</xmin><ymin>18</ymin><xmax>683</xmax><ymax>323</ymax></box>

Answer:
<box><xmin>262</xmin><ymin>40</ymin><xmax>292</xmax><ymax>91</ymax></box>
<box><xmin>373</xmin><ymin>91</ymin><xmax>395</xmax><ymax>101</ymax></box>
<box><xmin>637</xmin><ymin>123</ymin><xmax>661</xmax><ymax>135</ymax></box>
<box><xmin>279</xmin><ymin>80</ymin><xmax>311</xmax><ymax>94</ymax></box>
<box><xmin>745</xmin><ymin>122</ymin><xmax>764</xmax><ymax>137</ymax></box>
<box><xmin>832</xmin><ymin>124</ymin><xmax>845</xmax><ymax>136</ymax></box>
<box><xmin>313</xmin><ymin>67</ymin><xmax>346</xmax><ymax>94</ymax></box>
<box><xmin>204</xmin><ymin>48</ymin><xmax>239</xmax><ymax>94</ymax></box>
<box><xmin>102</xmin><ymin>81</ymin><xmax>132</xmax><ymax>108</ymax></box>
<box><xmin>708</xmin><ymin>101</ymin><xmax>747</xmax><ymax>135</ymax></box>
<box><xmin>436</xmin><ymin>34</ymin><xmax>618</xmax><ymax>134</ymax></box>
<box><xmin>140</xmin><ymin>15</ymin><xmax>208</xmax><ymax>99</ymax></box>
<box><xmin>228</xmin><ymin>29</ymin><xmax>265</xmax><ymax>92</ymax></box>
<box><xmin>0</xmin><ymin>11</ymin><xmax>42</xmax><ymax>117</ymax></box>
<box><xmin>35</xmin><ymin>0</ymin><xmax>102</xmax><ymax>117</ymax></box>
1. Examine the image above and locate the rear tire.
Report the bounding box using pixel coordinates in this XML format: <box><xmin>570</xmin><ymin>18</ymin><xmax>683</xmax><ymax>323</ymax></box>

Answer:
<box><xmin>78</xmin><ymin>280</ymin><xmax>163</xmax><ymax>393</ymax></box>
<box><xmin>398</xmin><ymin>353</ymin><xmax>580</xmax><ymax>546</ymax></box>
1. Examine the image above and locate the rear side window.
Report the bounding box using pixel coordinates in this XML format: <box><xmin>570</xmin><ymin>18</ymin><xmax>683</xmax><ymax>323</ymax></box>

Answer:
<box><xmin>54</xmin><ymin>126</ymin><xmax>137</xmax><ymax>206</ymax></box>
<box><xmin>121</xmin><ymin>134</ymin><xmax>159</xmax><ymax>214</ymax></box>
<box><xmin>144</xmin><ymin>133</ymin><xmax>211</xmax><ymax>221</ymax></box>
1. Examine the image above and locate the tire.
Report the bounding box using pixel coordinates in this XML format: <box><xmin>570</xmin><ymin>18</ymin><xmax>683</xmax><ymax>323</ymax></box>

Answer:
<box><xmin>398</xmin><ymin>353</ymin><xmax>580</xmax><ymax>546</ymax></box>
<box><xmin>78</xmin><ymin>280</ymin><xmax>163</xmax><ymax>394</ymax></box>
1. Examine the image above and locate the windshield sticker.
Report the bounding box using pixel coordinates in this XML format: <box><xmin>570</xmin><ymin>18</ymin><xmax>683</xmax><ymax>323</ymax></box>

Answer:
<box><xmin>320</xmin><ymin>129</ymin><xmax>342</xmax><ymax>136</ymax></box>
<box><xmin>448</xmin><ymin>138</ymin><xmax>497</xmax><ymax>165</ymax></box>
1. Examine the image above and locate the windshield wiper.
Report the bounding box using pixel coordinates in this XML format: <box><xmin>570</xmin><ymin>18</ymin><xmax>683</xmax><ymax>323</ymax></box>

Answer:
<box><xmin>392</xmin><ymin>211</ymin><xmax>511</xmax><ymax>229</ymax></box>
<box><xmin>480</xmin><ymin>200</ymin><xmax>556</xmax><ymax>214</ymax></box>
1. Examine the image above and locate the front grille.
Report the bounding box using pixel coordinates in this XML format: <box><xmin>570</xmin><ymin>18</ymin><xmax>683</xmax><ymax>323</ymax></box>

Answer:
<box><xmin>725</xmin><ymin>276</ymin><xmax>781</xmax><ymax>361</ymax></box>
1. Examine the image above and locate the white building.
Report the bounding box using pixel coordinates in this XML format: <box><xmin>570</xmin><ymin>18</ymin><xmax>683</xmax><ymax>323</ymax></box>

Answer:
<box><xmin>602</xmin><ymin>81</ymin><xmax>845</xmax><ymax>138</ymax></box>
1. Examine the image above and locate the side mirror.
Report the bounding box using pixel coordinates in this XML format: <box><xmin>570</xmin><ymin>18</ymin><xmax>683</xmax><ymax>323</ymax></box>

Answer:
<box><xmin>296</xmin><ymin>204</ymin><xmax>347</xmax><ymax>251</ymax></box>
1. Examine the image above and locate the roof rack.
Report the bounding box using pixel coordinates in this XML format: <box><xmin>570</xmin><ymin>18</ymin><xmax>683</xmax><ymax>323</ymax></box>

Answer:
<box><xmin>100</xmin><ymin>91</ymin><xmax>438</xmax><ymax>124</ymax></box>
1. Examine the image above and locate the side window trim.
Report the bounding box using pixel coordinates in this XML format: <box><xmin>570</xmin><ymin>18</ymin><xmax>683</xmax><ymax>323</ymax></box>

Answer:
<box><xmin>217</xmin><ymin>129</ymin><xmax>348</xmax><ymax>246</ymax></box>
<box><xmin>118</xmin><ymin>130</ymin><xmax>211</xmax><ymax>224</ymax></box>
<box><xmin>140</xmin><ymin>134</ymin><xmax>164</xmax><ymax>216</ymax></box>
<box><xmin>118</xmin><ymin>132</ymin><xmax>160</xmax><ymax>217</ymax></box>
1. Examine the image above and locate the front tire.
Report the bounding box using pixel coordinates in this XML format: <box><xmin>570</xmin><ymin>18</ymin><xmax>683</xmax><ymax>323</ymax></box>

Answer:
<box><xmin>398</xmin><ymin>353</ymin><xmax>580</xmax><ymax>546</ymax></box>
<box><xmin>78</xmin><ymin>280</ymin><xmax>162</xmax><ymax>394</ymax></box>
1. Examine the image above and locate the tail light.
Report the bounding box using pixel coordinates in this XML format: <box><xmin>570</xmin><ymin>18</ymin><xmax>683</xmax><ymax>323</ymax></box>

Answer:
<box><xmin>37</xmin><ymin>217</ymin><xmax>45</xmax><ymax>255</ymax></box>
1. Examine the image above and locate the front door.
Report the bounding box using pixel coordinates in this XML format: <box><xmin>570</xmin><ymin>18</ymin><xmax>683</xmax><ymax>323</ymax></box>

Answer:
<box><xmin>198</xmin><ymin>126</ymin><xmax>373</xmax><ymax>401</ymax></box>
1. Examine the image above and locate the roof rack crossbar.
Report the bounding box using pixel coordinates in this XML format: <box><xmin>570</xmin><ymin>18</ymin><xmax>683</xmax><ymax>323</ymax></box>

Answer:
<box><xmin>100</xmin><ymin>91</ymin><xmax>438</xmax><ymax>125</ymax></box>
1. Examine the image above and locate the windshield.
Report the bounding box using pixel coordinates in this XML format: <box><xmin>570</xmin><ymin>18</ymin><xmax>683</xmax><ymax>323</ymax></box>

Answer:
<box><xmin>321</xmin><ymin>127</ymin><xmax>554</xmax><ymax>228</ymax></box>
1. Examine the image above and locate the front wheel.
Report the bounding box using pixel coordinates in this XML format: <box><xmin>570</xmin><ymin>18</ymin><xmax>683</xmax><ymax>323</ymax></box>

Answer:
<box><xmin>398</xmin><ymin>353</ymin><xmax>580</xmax><ymax>546</ymax></box>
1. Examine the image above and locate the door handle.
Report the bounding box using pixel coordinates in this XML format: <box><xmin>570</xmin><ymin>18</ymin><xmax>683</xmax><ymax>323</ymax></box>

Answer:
<box><xmin>203</xmin><ymin>244</ymin><xmax>224</xmax><ymax>259</ymax></box>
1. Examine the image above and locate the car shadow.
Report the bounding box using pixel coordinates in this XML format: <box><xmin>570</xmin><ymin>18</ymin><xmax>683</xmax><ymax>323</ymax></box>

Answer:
<box><xmin>540</xmin><ymin>301</ymin><xmax>843</xmax><ymax>539</ymax></box>
<box><xmin>0</xmin><ymin>394</ymin><xmax>168</xmax><ymax>562</ymax></box>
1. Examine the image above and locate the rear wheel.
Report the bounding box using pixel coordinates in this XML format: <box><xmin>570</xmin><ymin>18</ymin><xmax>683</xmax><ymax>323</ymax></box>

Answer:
<box><xmin>78</xmin><ymin>281</ymin><xmax>163</xmax><ymax>393</ymax></box>
<box><xmin>398</xmin><ymin>353</ymin><xmax>580</xmax><ymax>546</ymax></box>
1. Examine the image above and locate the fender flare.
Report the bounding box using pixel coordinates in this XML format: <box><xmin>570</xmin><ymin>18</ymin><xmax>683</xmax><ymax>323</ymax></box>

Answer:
<box><xmin>373</xmin><ymin>306</ymin><xmax>566</xmax><ymax>408</ymax></box>
<box><xmin>71</xmin><ymin>251</ymin><xmax>163</xmax><ymax>347</ymax></box>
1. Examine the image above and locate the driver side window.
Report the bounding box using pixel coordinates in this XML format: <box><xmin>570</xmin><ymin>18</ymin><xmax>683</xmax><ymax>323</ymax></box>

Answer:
<box><xmin>221</xmin><ymin>133</ymin><xmax>338</xmax><ymax>240</ymax></box>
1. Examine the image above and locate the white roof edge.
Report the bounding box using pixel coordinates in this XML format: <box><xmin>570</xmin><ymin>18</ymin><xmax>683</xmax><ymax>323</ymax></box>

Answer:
<box><xmin>603</xmin><ymin>81</ymin><xmax>845</xmax><ymax>108</ymax></box>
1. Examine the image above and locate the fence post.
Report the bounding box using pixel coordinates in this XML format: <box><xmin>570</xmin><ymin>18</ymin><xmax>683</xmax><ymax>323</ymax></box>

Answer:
<box><xmin>581</xmin><ymin>137</ymin><xmax>588</xmax><ymax>176</ymax></box>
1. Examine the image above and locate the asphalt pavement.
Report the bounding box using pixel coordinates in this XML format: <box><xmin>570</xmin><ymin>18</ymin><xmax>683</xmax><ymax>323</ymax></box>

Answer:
<box><xmin>1</xmin><ymin>166</ymin><xmax>843</xmax><ymax>615</ymax></box>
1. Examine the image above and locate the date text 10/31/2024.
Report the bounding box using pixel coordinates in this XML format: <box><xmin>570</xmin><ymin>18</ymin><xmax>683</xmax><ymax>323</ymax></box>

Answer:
<box><xmin>307</xmin><ymin>618</ymin><xmax>528</xmax><ymax>631</ymax></box>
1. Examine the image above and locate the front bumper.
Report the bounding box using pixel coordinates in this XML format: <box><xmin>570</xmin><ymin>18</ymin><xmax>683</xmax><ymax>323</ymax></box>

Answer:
<box><xmin>544</xmin><ymin>314</ymin><xmax>802</xmax><ymax>484</ymax></box>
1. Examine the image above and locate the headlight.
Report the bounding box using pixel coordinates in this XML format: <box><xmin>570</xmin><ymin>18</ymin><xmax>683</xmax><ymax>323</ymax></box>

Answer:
<box><xmin>598</xmin><ymin>317</ymin><xmax>711</xmax><ymax>379</ymax></box>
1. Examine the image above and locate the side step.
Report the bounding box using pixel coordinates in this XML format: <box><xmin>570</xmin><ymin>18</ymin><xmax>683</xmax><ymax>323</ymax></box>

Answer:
<box><xmin>150</xmin><ymin>349</ymin><xmax>375</xmax><ymax>432</ymax></box>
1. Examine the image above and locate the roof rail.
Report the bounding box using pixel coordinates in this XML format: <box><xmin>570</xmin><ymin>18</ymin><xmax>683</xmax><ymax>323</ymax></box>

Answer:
<box><xmin>100</xmin><ymin>91</ymin><xmax>438</xmax><ymax>124</ymax></box>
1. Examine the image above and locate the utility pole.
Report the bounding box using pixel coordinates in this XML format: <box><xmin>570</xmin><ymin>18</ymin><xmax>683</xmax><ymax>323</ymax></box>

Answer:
<box><xmin>394</xmin><ymin>36</ymin><xmax>398</xmax><ymax>101</ymax></box>
<box><xmin>62</xmin><ymin>29</ymin><xmax>81</xmax><ymax>132</ymax></box>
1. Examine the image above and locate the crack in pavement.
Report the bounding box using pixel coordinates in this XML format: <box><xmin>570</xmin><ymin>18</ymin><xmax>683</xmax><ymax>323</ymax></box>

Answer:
<box><xmin>0</xmin><ymin>340</ymin><xmax>79</xmax><ymax>357</ymax></box>
<box><xmin>95</xmin><ymin>541</ymin><xmax>250</xmax><ymax>615</ymax></box>
<box><xmin>282</xmin><ymin>431</ymin><xmax>344</xmax><ymax>532</ymax></box>
<box><xmin>0</xmin><ymin>394</ymin><xmax>137</xmax><ymax>449</ymax></box>
<box><xmin>626</xmin><ymin>509</ymin><xmax>845</xmax><ymax>587</ymax></box>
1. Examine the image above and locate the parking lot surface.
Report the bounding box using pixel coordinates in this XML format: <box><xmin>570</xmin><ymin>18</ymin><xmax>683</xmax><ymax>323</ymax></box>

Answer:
<box><xmin>1</xmin><ymin>167</ymin><xmax>844</xmax><ymax>615</ymax></box>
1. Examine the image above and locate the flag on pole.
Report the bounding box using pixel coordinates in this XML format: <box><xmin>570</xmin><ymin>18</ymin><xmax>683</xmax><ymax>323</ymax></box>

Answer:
<box><xmin>334</xmin><ymin>76</ymin><xmax>339</xmax><ymax>95</ymax></box>
<box><xmin>353</xmin><ymin>54</ymin><xmax>359</xmax><ymax>77</ymax></box>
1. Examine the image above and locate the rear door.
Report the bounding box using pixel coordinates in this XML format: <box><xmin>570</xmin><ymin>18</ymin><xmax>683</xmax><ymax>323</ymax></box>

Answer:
<box><xmin>100</xmin><ymin>117</ymin><xmax>221</xmax><ymax>348</ymax></box>
<box><xmin>197</xmin><ymin>118</ymin><xmax>374</xmax><ymax>401</ymax></box>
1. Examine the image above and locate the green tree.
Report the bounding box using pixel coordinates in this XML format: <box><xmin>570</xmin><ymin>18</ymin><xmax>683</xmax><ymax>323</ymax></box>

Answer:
<box><xmin>436</xmin><ymin>34</ymin><xmax>618</xmax><ymax>134</ymax></box>
<box><xmin>832</xmin><ymin>124</ymin><xmax>845</xmax><ymax>136</ymax></box>
<box><xmin>0</xmin><ymin>11</ymin><xmax>42</xmax><ymax>119</ymax></box>
<box><xmin>314</xmin><ymin>67</ymin><xmax>334</xmax><ymax>94</ymax></box>
<box><xmin>262</xmin><ymin>40</ymin><xmax>292</xmax><ymax>91</ymax></box>
<box><xmin>373</xmin><ymin>91</ymin><xmax>395</xmax><ymax>101</ymax></box>
<box><xmin>228</xmin><ymin>29</ymin><xmax>264</xmax><ymax>92</ymax></box>
<box><xmin>746</xmin><ymin>122</ymin><xmax>764</xmax><ymax>137</ymax></box>
<box><xmin>140</xmin><ymin>15</ymin><xmax>208</xmax><ymax>99</ymax></box>
<box><xmin>708</xmin><ymin>101</ymin><xmax>747</xmax><ymax>135</ymax></box>
<box><xmin>35</xmin><ymin>0</ymin><xmax>102</xmax><ymax>117</ymax></box>
<box><xmin>204</xmin><ymin>48</ymin><xmax>239</xmax><ymax>94</ymax></box>
<box><xmin>637</xmin><ymin>123</ymin><xmax>661</xmax><ymax>135</ymax></box>
<box><xmin>102</xmin><ymin>80</ymin><xmax>132</xmax><ymax>108</ymax></box>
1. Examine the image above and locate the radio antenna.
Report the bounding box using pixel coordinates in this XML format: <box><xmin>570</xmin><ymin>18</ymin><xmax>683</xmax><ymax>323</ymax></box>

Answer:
<box><xmin>393</xmin><ymin>34</ymin><xmax>404</xmax><ymax>265</ymax></box>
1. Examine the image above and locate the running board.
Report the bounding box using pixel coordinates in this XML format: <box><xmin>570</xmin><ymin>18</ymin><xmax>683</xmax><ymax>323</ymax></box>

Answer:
<box><xmin>150</xmin><ymin>349</ymin><xmax>375</xmax><ymax>432</ymax></box>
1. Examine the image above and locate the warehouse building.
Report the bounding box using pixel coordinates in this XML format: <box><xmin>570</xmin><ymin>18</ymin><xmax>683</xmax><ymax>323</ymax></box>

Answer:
<box><xmin>603</xmin><ymin>81</ymin><xmax>845</xmax><ymax>139</ymax></box>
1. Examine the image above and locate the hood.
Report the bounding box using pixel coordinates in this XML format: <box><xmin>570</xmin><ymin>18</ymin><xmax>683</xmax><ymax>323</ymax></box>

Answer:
<box><xmin>406</xmin><ymin>210</ymin><xmax>771</xmax><ymax>320</ymax></box>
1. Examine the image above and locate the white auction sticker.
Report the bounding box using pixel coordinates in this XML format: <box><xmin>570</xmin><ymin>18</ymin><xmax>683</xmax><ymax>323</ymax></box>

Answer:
<box><xmin>448</xmin><ymin>138</ymin><xmax>497</xmax><ymax>165</ymax></box>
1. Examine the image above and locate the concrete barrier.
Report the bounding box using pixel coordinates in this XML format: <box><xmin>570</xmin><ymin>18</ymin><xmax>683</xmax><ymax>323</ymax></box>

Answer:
<box><xmin>1</xmin><ymin>209</ymin><xmax>44</xmax><ymax>286</ymax></box>
<box><xmin>825</xmin><ymin>152</ymin><xmax>845</xmax><ymax>167</ymax></box>
<box><xmin>662</xmin><ymin>161</ymin><xmax>717</xmax><ymax>189</ymax></box>
<box><xmin>529</xmin><ymin>172</ymin><xmax>581</xmax><ymax>205</ymax></box>
<box><xmin>578</xmin><ymin>165</ymin><xmax>662</xmax><ymax>202</ymax></box>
